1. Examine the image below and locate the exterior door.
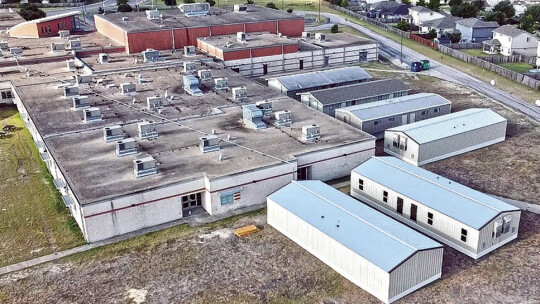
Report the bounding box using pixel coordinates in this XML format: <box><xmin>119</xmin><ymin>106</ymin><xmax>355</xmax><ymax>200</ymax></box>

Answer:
<box><xmin>297</xmin><ymin>166</ymin><xmax>312</xmax><ymax>180</ymax></box>
<box><xmin>359</xmin><ymin>51</ymin><xmax>367</xmax><ymax>62</ymax></box>
<box><xmin>410</xmin><ymin>204</ymin><xmax>417</xmax><ymax>221</ymax></box>
<box><xmin>263</xmin><ymin>64</ymin><xmax>268</xmax><ymax>75</ymax></box>
<box><xmin>401</xmin><ymin>114</ymin><xmax>407</xmax><ymax>124</ymax></box>
<box><xmin>410</xmin><ymin>113</ymin><xmax>416</xmax><ymax>122</ymax></box>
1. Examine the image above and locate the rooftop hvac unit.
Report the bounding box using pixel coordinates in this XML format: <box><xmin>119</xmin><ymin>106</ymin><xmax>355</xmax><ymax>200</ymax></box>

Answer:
<box><xmin>274</xmin><ymin>110</ymin><xmax>292</xmax><ymax>127</ymax></box>
<box><xmin>301</xmin><ymin>32</ymin><xmax>312</xmax><ymax>40</ymax></box>
<box><xmin>146</xmin><ymin>9</ymin><xmax>160</xmax><ymax>20</ymax></box>
<box><xmin>199</xmin><ymin>135</ymin><xmax>220</xmax><ymax>153</ymax></box>
<box><xmin>178</xmin><ymin>2</ymin><xmax>210</xmax><ymax>16</ymax></box>
<box><xmin>10</xmin><ymin>47</ymin><xmax>22</xmax><ymax>57</ymax></box>
<box><xmin>147</xmin><ymin>96</ymin><xmax>163</xmax><ymax>110</ymax></box>
<box><xmin>50</xmin><ymin>42</ymin><xmax>65</xmax><ymax>52</ymax></box>
<box><xmin>75</xmin><ymin>74</ymin><xmax>93</xmax><ymax>85</ymax></box>
<box><xmin>198</xmin><ymin>69</ymin><xmax>212</xmax><ymax>82</ymax></box>
<box><xmin>98</xmin><ymin>53</ymin><xmax>108</xmax><ymax>64</ymax></box>
<box><xmin>255</xmin><ymin>100</ymin><xmax>273</xmax><ymax>117</ymax></box>
<box><xmin>68</xmin><ymin>39</ymin><xmax>82</xmax><ymax>50</ymax></box>
<box><xmin>214</xmin><ymin>77</ymin><xmax>229</xmax><ymax>91</ymax></box>
<box><xmin>301</xmin><ymin>124</ymin><xmax>321</xmax><ymax>142</ymax></box>
<box><xmin>138</xmin><ymin>121</ymin><xmax>159</xmax><ymax>139</ymax></box>
<box><xmin>0</xmin><ymin>41</ymin><xmax>8</xmax><ymax>51</ymax></box>
<box><xmin>83</xmin><ymin>107</ymin><xmax>101</xmax><ymax>123</ymax></box>
<box><xmin>242</xmin><ymin>104</ymin><xmax>266</xmax><ymax>130</ymax></box>
<box><xmin>103</xmin><ymin>125</ymin><xmax>124</xmax><ymax>143</ymax></box>
<box><xmin>63</xmin><ymin>85</ymin><xmax>79</xmax><ymax>98</ymax></box>
<box><xmin>121</xmin><ymin>82</ymin><xmax>136</xmax><ymax>95</ymax></box>
<box><xmin>121</xmin><ymin>17</ymin><xmax>129</xmax><ymax>21</ymax></box>
<box><xmin>236</xmin><ymin>32</ymin><xmax>246</xmax><ymax>43</ymax></box>
<box><xmin>66</xmin><ymin>59</ymin><xmax>77</xmax><ymax>71</ymax></box>
<box><xmin>234</xmin><ymin>4</ymin><xmax>248</xmax><ymax>12</ymax></box>
<box><xmin>232</xmin><ymin>86</ymin><xmax>247</xmax><ymax>101</ymax></box>
<box><xmin>72</xmin><ymin>96</ymin><xmax>90</xmax><ymax>109</ymax></box>
<box><xmin>142</xmin><ymin>48</ymin><xmax>161</xmax><ymax>63</ymax></box>
<box><xmin>115</xmin><ymin>138</ymin><xmax>137</xmax><ymax>157</ymax></box>
<box><xmin>133</xmin><ymin>156</ymin><xmax>157</xmax><ymax>178</ymax></box>
<box><xmin>184</xmin><ymin>45</ymin><xmax>196</xmax><ymax>56</ymax></box>
<box><xmin>183</xmin><ymin>61</ymin><xmax>198</xmax><ymax>73</ymax></box>
<box><xmin>315</xmin><ymin>33</ymin><xmax>326</xmax><ymax>43</ymax></box>
<box><xmin>183</xmin><ymin>75</ymin><xmax>202</xmax><ymax>96</ymax></box>
<box><xmin>58</xmin><ymin>30</ymin><xmax>70</xmax><ymax>39</ymax></box>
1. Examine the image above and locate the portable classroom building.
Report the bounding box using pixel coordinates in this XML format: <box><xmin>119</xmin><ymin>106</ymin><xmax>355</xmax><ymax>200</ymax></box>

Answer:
<box><xmin>351</xmin><ymin>157</ymin><xmax>521</xmax><ymax>259</ymax></box>
<box><xmin>335</xmin><ymin>93</ymin><xmax>451</xmax><ymax>139</ymax></box>
<box><xmin>298</xmin><ymin>79</ymin><xmax>411</xmax><ymax>117</ymax></box>
<box><xmin>267</xmin><ymin>180</ymin><xmax>443</xmax><ymax>304</ymax></box>
<box><xmin>383</xmin><ymin>108</ymin><xmax>507</xmax><ymax>166</ymax></box>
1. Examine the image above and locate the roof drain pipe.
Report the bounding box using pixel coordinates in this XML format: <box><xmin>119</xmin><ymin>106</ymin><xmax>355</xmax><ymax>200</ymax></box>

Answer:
<box><xmin>171</xmin><ymin>29</ymin><xmax>176</xmax><ymax>52</ymax></box>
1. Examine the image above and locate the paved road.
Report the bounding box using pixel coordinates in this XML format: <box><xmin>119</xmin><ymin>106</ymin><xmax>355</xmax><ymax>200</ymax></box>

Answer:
<box><xmin>304</xmin><ymin>12</ymin><xmax>540</xmax><ymax>122</ymax></box>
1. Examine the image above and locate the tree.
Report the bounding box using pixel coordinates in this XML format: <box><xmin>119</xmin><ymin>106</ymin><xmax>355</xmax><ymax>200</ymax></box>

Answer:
<box><xmin>492</xmin><ymin>0</ymin><xmax>515</xmax><ymax>19</ymax></box>
<box><xmin>205</xmin><ymin>0</ymin><xmax>215</xmax><ymax>6</ymax></box>
<box><xmin>98</xmin><ymin>7</ymin><xmax>104</xmax><ymax>14</ymax></box>
<box><xmin>18</xmin><ymin>4</ymin><xmax>46</xmax><ymax>21</ymax></box>
<box><xmin>417</xmin><ymin>0</ymin><xmax>427</xmax><ymax>7</ymax></box>
<box><xmin>523</xmin><ymin>5</ymin><xmax>540</xmax><ymax>23</ymax></box>
<box><xmin>473</xmin><ymin>0</ymin><xmax>484</xmax><ymax>10</ymax></box>
<box><xmin>117</xmin><ymin>0</ymin><xmax>128</xmax><ymax>5</ymax></box>
<box><xmin>246</xmin><ymin>0</ymin><xmax>254</xmax><ymax>3</ymax></box>
<box><xmin>117</xmin><ymin>3</ymin><xmax>133</xmax><ymax>12</ymax></box>
<box><xmin>183</xmin><ymin>0</ymin><xmax>195</xmax><ymax>3</ymax></box>
<box><xmin>331</xmin><ymin>24</ymin><xmax>339</xmax><ymax>33</ymax></box>
<box><xmin>426</xmin><ymin>28</ymin><xmax>437</xmax><ymax>39</ymax></box>
<box><xmin>427</xmin><ymin>0</ymin><xmax>440</xmax><ymax>11</ymax></box>
<box><xmin>401</xmin><ymin>0</ymin><xmax>411</xmax><ymax>4</ymax></box>
<box><xmin>396</xmin><ymin>20</ymin><xmax>411</xmax><ymax>31</ymax></box>
<box><xmin>287</xmin><ymin>8</ymin><xmax>293</xmax><ymax>13</ymax></box>
<box><xmin>341</xmin><ymin>0</ymin><xmax>349</xmax><ymax>7</ymax></box>
<box><xmin>451</xmin><ymin>3</ymin><xmax>478</xmax><ymax>18</ymax></box>
<box><xmin>266</xmin><ymin>2</ymin><xmax>278</xmax><ymax>9</ymax></box>
<box><xmin>519</xmin><ymin>14</ymin><xmax>536</xmax><ymax>33</ymax></box>
<box><xmin>448</xmin><ymin>0</ymin><xmax>462</xmax><ymax>7</ymax></box>
<box><xmin>484</xmin><ymin>11</ymin><xmax>506</xmax><ymax>24</ymax></box>
<box><xmin>449</xmin><ymin>31</ymin><xmax>462</xmax><ymax>43</ymax></box>
<box><xmin>165</xmin><ymin>0</ymin><xmax>177</xmax><ymax>6</ymax></box>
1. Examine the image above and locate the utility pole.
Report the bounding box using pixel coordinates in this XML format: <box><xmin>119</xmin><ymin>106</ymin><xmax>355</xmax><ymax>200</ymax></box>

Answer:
<box><xmin>400</xmin><ymin>31</ymin><xmax>403</xmax><ymax>64</ymax></box>
<box><xmin>318</xmin><ymin>0</ymin><xmax>321</xmax><ymax>23</ymax></box>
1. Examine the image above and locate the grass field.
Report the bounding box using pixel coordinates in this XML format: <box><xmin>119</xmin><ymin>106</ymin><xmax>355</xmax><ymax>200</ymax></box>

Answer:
<box><xmin>151</xmin><ymin>0</ymin><xmax>322</xmax><ymax>11</ymax></box>
<box><xmin>460</xmin><ymin>48</ymin><xmax>493</xmax><ymax>57</ymax></box>
<box><xmin>0</xmin><ymin>106</ymin><xmax>84</xmax><ymax>268</ymax></box>
<box><xmin>498</xmin><ymin>62</ymin><xmax>534</xmax><ymax>74</ymax></box>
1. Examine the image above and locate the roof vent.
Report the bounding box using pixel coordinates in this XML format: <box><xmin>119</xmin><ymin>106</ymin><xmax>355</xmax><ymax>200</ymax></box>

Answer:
<box><xmin>75</xmin><ymin>74</ymin><xmax>93</xmax><ymax>85</ymax></box>
<box><xmin>63</xmin><ymin>85</ymin><xmax>79</xmax><ymax>98</ymax></box>
<box><xmin>147</xmin><ymin>96</ymin><xmax>163</xmax><ymax>111</ymax></box>
<box><xmin>183</xmin><ymin>61</ymin><xmax>198</xmax><ymax>73</ymax></box>
<box><xmin>198</xmin><ymin>69</ymin><xmax>212</xmax><ymax>82</ymax></box>
<box><xmin>274</xmin><ymin>110</ymin><xmax>292</xmax><ymax>127</ymax></box>
<box><xmin>232</xmin><ymin>86</ymin><xmax>247</xmax><ymax>102</ymax></box>
<box><xmin>301</xmin><ymin>32</ymin><xmax>312</xmax><ymax>40</ymax></box>
<box><xmin>183</xmin><ymin>75</ymin><xmax>202</xmax><ymax>96</ymax></box>
<box><xmin>0</xmin><ymin>41</ymin><xmax>8</xmax><ymax>51</ymax></box>
<box><xmin>115</xmin><ymin>138</ymin><xmax>137</xmax><ymax>156</ymax></box>
<box><xmin>58</xmin><ymin>30</ymin><xmax>70</xmax><ymax>39</ymax></box>
<box><xmin>66</xmin><ymin>59</ymin><xmax>77</xmax><ymax>71</ymax></box>
<box><xmin>178</xmin><ymin>2</ymin><xmax>210</xmax><ymax>16</ymax></box>
<box><xmin>315</xmin><ymin>33</ymin><xmax>326</xmax><ymax>43</ymax></box>
<box><xmin>138</xmin><ymin>121</ymin><xmax>159</xmax><ymax>139</ymax></box>
<box><xmin>236</xmin><ymin>32</ymin><xmax>246</xmax><ymax>43</ymax></box>
<box><xmin>242</xmin><ymin>104</ymin><xmax>266</xmax><ymax>130</ymax></box>
<box><xmin>133</xmin><ymin>156</ymin><xmax>157</xmax><ymax>178</ymax></box>
<box><xmin>234</xmin><ymin>4</ymin><xmax>248</xmax><ymax>12</ymax></box>
<box><xmin>122</xmin><ymin>16</ymin><xmax>129</xmax><ymax>21</ymax></box>
<box><xmin>199</xmin><ymin>135</ymin><xmax>220</xmax><ymax>153</ymax></box>
<box><xmin>142</xmin><ymin>48</ymin><xmax>161</xmax><ymax>63</ymax></box>
<box><xmin>50</xmin><ymin>42</ymin><xmax>65</xmax><ymax>52</ymax></box>
<box><xmin>214</xmin><ymin>77</ymin><xmax>229</xmax><ymax>91</ymax></box>
<box><xmin>68</xmin><ymin>39</ymin><xmax>82</xmax><ymax>50</ymax></box>
<box><xmin>255</xmin><ymin>100</ymin><xmax>273</xmax><ymax>117</ymax></box>
<box><xmin>83</xmin><ymin>107</ymin><xmax>101</xmax><ymax>123</ymax></box>
<box><xmin>72</xmin><ymin>96</ymin><xmax>90</xmax><ymax>109</ymax></box>
<box><xmin>121</xmin><ymin>82</ymin><xmax>136</xmax><ymax>95</ymax></box>
<box><xmin>184</xmin><ymin>45</ymin><xmax>196</xmax><ymax>56</ymax></box>
<box><xmin>99</xmin><ymin>53</ymin><xmax>108</xmax><ymax>64</ymax></box>
<box><xmin>302</xmin><ymin>124</ymin><xmax>321</xmax><ymax>142</ymax></box>
<box><xmin>103</xmin><ymin>125</ymin><xmax>124</xmax><ymax>142</ymax></box>
<box><xmin>146</xmin><ymin>9</ymin><xmax>160</xmax><ymax>20</ymax></box>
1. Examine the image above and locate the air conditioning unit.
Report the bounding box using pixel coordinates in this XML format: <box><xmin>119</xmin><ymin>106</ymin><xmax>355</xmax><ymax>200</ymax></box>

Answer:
<box><xmin>242</xmin><ymin>104</ymin><xmax>266</xmax><ymax>130</ymax></box>
<box><xmin>232</xmin><ymin>86</ymin><xmax>247</xmax><ymax>101</ymax></box>
<box><xmin>121</xmin><ymin>82</ymin><xmax>136</xmax><ymax>95</ymax></box>
<box><xmin>0</xmin><ymin>41</ymin><xmax>8</xmax><ymax>51</ymax></box>
<box><xmin>58</xmin><ymin>30</ymin><xmax>70</xmax><ymax>39</ymax></box>
<box><xmin>63</xmin><ymin>85</ymin><xmax>79</xmax><ymax>98</ymax></box>
<box><xmin>183</xmin><ymin>61</ymin><xmax>198</xmax><ymax>73</ymax></box>
<box><xmin>72</xmin><ymin>96</ymin><xmax>90</xmax><ymax>109</ymax></box>
<box><xmin>198</xmin><ymin>69</ymin><xmax>212</xmax><ymax>82</ymax></box>
<box><xmin>75</xmin><ymin>74</ymin><xmax>93</xmax><ymax>85</ymax></box>
<box><xmin>103</xmin><ymin>125</ymin><xmax>124</xmax><ymax>142</ymax></box>
<box><xmin>83</xmin><ymin>107</ymin><xmax>101</xmax><ymax>123</ymax></box>
<box><xmin>255</xmin><ymin>100</ymin><xmax>273</xmax><ymax>117</ymax></box>
<box><xmin>236</xmin><ymin>32</ymin><xmax>246</xmax><ymax>43</ymax></box>
<box><xmin>274</xmin><ymin>110</ymin><xmax>292</xmax><ymax>127</ymax></box>
<box><xmin>214</xmin><ymin>77</ymin><xmax>229</xmax><ymax>91</ymax></box>
<box><xmin>183</xmin><ymin>75</ymin><xmax>202</xmax><ymax>96</ymax></box>
<box><xmin>315</xmin><ymin>33</ymin><xmax>326</xmax><ymax>43</ymax></box>
<box><xmin>66</xmin><ymin>59</ymin><xmax>77</xmax><ymax>71</ymax></box>
<box><xmin>133</xmin><ymin>156</ymin><xmax>157</xmax><ymax>178</ymax></box>
<box><xmin>98</xmin><ymin>53</ymin><xmax>108</xmax><ymax>64</ymax></box>
<box><xmin>50</xmin><ymin>42</ymin><xmax>65</xmax><ymax>52</ymax></box>
<box><xmin>199</xmin><ymin>135</ymin><xmax>220</xmax><ymax>153</ymax></box>
<box><xmin>146</xmin><ymin>9</ymin><xmax>160</xmax><ymax>20</ymax></box>
<box><xmin>142</xmin><ymin>48</ymin><xmax>161</xmax><ymax>63</ymax></box>
<box><xmin>138</xmin><ymin>121</ymin><xmax>158</xmax><ymax>139</ymax></box>
<box><xmin>301</xmin><ymin>32</ymin><xmax>312</xmax><ymax>40</ymax></box>
<box><xmin>178</xmin><ymin>2</ymin><xmax>210</xmax><ymax>16</ymax></box>
<box><xmin>10</xmin><ymin>47</ymin><xmax>22</xmax><ymax>57</ymax></box>
<box><xmin>234</xmin><ymin>4</ymin><xmax>248</xmax><ymax>12</ymax></box>
<box><xmin>121</xmin><ymin>16</ymin><xmax>129</xmax><ymax>21</ymax></box>
<box><xmin>68</xmin><ymin>39</ymin><xmax>82</xmax><ymax>50</ymax></box>
<box><xmin>147</xmin><ymin>96</ymin><xmax>163</xmax><ymax>110</ymax></box>
<box><xmin>184</xmin><ymin>45</ymin><xmax>196</xmax><ymax>56</ymax></box>
<box><xmin>115</xmin><ymin>138</ymin><xmax>137</xmax><ymax>157</ymax></box>
<box><xmin>302</xmin><ymin>124</ymin><xmax>321</xmax><ymax>142</ymax></box>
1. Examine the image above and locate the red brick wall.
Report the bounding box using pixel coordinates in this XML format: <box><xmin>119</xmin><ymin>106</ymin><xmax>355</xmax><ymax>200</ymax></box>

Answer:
<box><xmin>245</xmin><ymin>21</ymin><xmax>278</xmax><ymax>34</ymax></box>
<box><xmin>251</xmin><ymin>46</ymin><xmax>283</xmax><ymax>58</ymax></box>
<box><xmin>210</xmin><ymin>24</ymin><xmax>244</xmax><ymax>36</ymax></box>
<box><xmin>36</xmin><ymin>16</ymin><xmax>73</xmax><ymax>37</ymax></box>
<box><xmin>173</xmin><ymin>28</ymin><xmax>189</xmax><ymax>49</ymax></box>
<box><xmin>222</xmin><ymin>49</ymin><xmax>251</xmax><ymax>61</ymax></box>
<box><xmin>283</xmin><ymin>44</ymin><xmax>299</xmax><ymax>54</ymax></box>
<box><xmin>277</xmin><ymin>19</ymin><xmax>304</xmax><ymax>37</ymax></box>
<box><xmin>186</xmin><ymin>27</ymin><xmax>211</xmax><ymax>46</ymax></box>
<box><xmin>127</xmin><ymin>30</ymin><xmax>173</xmax><ymax>53</ymax></box>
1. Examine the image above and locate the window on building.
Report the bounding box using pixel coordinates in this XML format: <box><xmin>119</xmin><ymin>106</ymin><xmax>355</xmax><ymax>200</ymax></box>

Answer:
<box><xmin>396</xmin><ymin>197</ymin><xmax>403</xmax><ymax>214</ymax></box>
<box><xmin>494</xmin><ymin>219</ymin><xmax>503</xmax><ymax>237</ymax></box>
<box><xmin>427</xmin><ymin>212</ymin><xmax>434</xmax><ymax>225</ymax></box>
<box><xmin>461</xmin><ymin>228</ymin><xmax>468</xmax><ymax>242</ymax></box>
<box><xmin>358</xmin><ymin>178</ymin><xmax>364</xmax><ymax>191</ymax></box>
<box><xmin>392</xmin><ymin>134</ymin><xmax>400</xmax><ymax>148</ymax></box>
<box><xmin>383</xmin><ymin>190</ymin><xmax>388</xmax><ymax>203</ymax></box>
<box><xmin>299</xmin><ymin>59</ymin><xmax>304</xmax><ymax>70</ymax></box>
<box><xmin>421</xmin><ymin>110</ymin><xmax>427</xmax><ymax>115</ymax></box>
<box><xmin>399</xmin><ymin>136</ymin><xmax>407</xmax><ymax>151</ymax></box>
<box><xmin>47</xmin><ymin>26</ymin><xmax>51</xmax><ymax>33</ymax></box>
<box><xmin>181</xmin><ymin>192</ymin><xmax>202</xmax><ymax>210</ymax></box>
<box><xmin>263</xmin><ymin>64</ymin><xmax>268</xmax><ymax>75</ymax></box>
<box><xmin>503</xmin><ymin>215</ymin><xmax>512</xmax><ymax>233</ymax></box>
<box><xmin>434</xmin><ymin>107</ymin><xmax>440</xmax><ymax>113</ymax></box>
<box><xmin>376</xmin><ymin>95</ymin><xmax>384</xmax><ymax>101</ymax></box>
<box><xmin>1</xmin><ymin>90</ymin><xmax>12</xmax><ymax>99</ymax></box>
<box><xmin>374</xmin><ymin>120</ymin><xmax>379</xmax><ymax>126</ymax></box>
<box><xmin>388</xmin><ymin>117</ymin><xmax>395</xmax><ymax>122</ymax></box>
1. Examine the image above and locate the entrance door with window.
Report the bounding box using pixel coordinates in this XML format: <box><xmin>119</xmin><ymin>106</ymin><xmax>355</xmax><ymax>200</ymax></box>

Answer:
<box><xmin>324</xmin><ymin>56</ymin><xmax>329</xmax><ymax>66</ymax></box>
<box><xmin>263</xmin><ymin>64</ymin><xmax>268</xmax><ymax>75</ymax></box>
<box><xmin>359</xmin><ymin>51</ymin><xmax>367</xmax><ymax>62</ymax></box>
<box><xmin>297</xmin><ymin>166</ymin><xmax>312</xmax><ymax>180</ymax></box>
<box><xmin>299</xmin><ymin>59</ymin><xmax>304</xmax><ymax>70</ymax></box>
<box><xmin>410</xmin><ymin>204</ymin><xmax>417</xmax><ymax>221</ymax></box>
<box><xmin>182</xmin><ymin>192</ymin><xmax>203</xmax><ymax>216</ymax></box>
<box><xmin>410</xmin><ymin>113</ymin><xmax>416</xmax><ymax>123</ymax></box>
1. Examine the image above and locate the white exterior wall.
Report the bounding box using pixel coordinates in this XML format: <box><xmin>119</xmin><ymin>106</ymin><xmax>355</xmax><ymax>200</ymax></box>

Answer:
<box><xmin>495</xmin><ymin>32</ymin><xmax>539</xmax><ymax>56</ymax></box>
<box><xmin>409</xmin><ymin>10</ymin><xmax>444</xmax><ymax>26</ymax></box>
<box><xmin>383</xmin><ymin>131</ymin><xmax>420</xmax><ymax>166</ymax></box>
<box><xmin>536</xmin><ymin>41</ymin><xmax>540</xmax><ymax>66</ymax></box>
<box><xmin>476</xmin><ymin>210</ymin><xmax>521</xmax><ymax>258</ymax></box>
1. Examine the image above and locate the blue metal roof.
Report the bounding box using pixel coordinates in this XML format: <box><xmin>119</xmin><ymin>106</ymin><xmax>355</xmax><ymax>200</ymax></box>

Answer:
<box><xmin>387</xmin><ymin>108</ymin><xmax>506</xmax><ymax>144</ymax></box>
<box><xmin>268</xmin><ymin>180</ymin><xmax>442</xmax><ymax>272</ymax></box>
<box><xmin>272</xmin><ymin>67</ymin><xmax>372</xmax><ymax>91</ymax></box>
<box><xmin>352</xmin><ymin>157</ymin><xmax>519</xmax><ymax>229</ymax></box>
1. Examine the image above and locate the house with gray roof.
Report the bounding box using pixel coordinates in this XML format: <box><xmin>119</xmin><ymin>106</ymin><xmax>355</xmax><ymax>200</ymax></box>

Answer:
<box><xmin>335</xmin><ymin>93</ymin><xmax>451</xmax><ymax>139</ymax></box>
<box><xmin>351</xmin><ymin>156</ymin><xmax>521</xmax><ymax>259</ymax></box>
<box><xmin>408</xmin><ymin>6</ymin><xmax>444</xmax><ymax>26</ymax></box>
<box><xmin>455</xmin><ymin>18</ymin><xmax>499</xmax><ymax>42</ymax></box>
<box><xmin>298</xmin><ymin>78</ymin><xmax>410</xmax><ymax>117</ymax></box>
<box><xmin>484</xmin><ymin>25</ymin><xmax>539</xmax><ymax>56</ymax></box>
<box><xmin>419</xmin><ymin>16</ymin><xmax>462</xmax><ymax>37</ymax></box>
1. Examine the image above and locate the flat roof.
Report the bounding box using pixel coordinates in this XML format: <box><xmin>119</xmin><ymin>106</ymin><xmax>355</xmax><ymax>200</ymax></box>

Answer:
<box><xmin>336</xmin><ymin>93</ymin><xmax>451</xmax><ymax>121</ymax></box>
<box><xmin>298</xmin><ymin>32</ymin><xmax>377</xmax><ymax>51</ymax></box>
<box><xmin>95</xmin><ymin>5</ymin><xmax>302</xmax><ymax>33</ymax></box>
<box><xmin>301</xmin><ymin>78</ymin><xmax>410</xmax><ymax>105</ymax></box>
<box><xmin>269</xmin><ymin>66</ymin><xmax>372</xmax><ymax>91</ymax></box>
<box><xmin>353</xmin><ymin>157</ymin><xmax>519</xmax><ymax>229</ymax></box>
<box><xmin>269</xmin><ymin>180</ymin><xmax>442</xmax><ymax>272</ymax></box>
<box><xmin>387</xmin><ymin>108</ymin><xmax>506</xmax><ymax>144</ymax></box>
<box><xmin>0</xmin><ymin>10</ymin><xmax>25</xmax><ymax>30</ymax></box>
<box><xmin>197</xmin><ymin>32</ymin><xmax>298</xmax><ymax>51</ymax></box>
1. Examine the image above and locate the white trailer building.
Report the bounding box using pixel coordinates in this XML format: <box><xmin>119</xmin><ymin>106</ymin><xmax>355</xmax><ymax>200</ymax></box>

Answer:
<box><xmin>351</xmin><ymin>157</ymin><xmax>521</xmax><ymax>259</ymax></box>
<box><xmin>268</xmin><ymin>180</ymin><xmax>443</xmax><ymax>304</ymax></box>
<box><xmin>383</xmin><ymin>108</ymin><xmax>507</xmax><ymax>166</ymax></box>
<box><xmin>335</xmin><ymin>93</ymin><xmax>451</xmax><ymax>139</ymax></box>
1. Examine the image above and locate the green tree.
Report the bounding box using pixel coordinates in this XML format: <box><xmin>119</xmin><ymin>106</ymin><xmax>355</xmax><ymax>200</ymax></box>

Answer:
<box><xmin>18</xmin><ymin>4</ymin><xmax>46</xmax><ymax>21</ymax></box>
<box><xmin>417</xmin><ymin>0</ymin><xmax>427</xmax><ymax>7</ymax></box>
<box><xmin>427</xmin><ymin>0</ymin><xmax>440</xmax><ymax>11</ymax></box>
<box><xmin>246</xmin><ymin>0</ymin><xmax>254</xmax><ymax>3</ymax></box>
<box><xmin>523</xmin><ymin>5</ymin><xmax>540</xmax><ymax>23</ymax></box>
<box><xmin>451</xmin><ymin>3</ymin><xmax>478</xmax><ymax>18</ymax></box>
<box><xmin>116</xmin><ymin>0</ymin><xmax>128</xmax><ymax>5</ymax></box>
<box><xmin>331</xmin><ymin>24</ymin><xmax>339</xmax><ymax>33</ymax></box>
<box><xmin>287</xmin><ymin>8</ymin><xmax>293</xmax><ymax>13</ymax></box>
<box><xmin>205</xmin><ymin>0</ymin><xmax>215</xmax><ymax>6</ymax></box>
<box><xmin>492</xmin><ymin>0</ymin><xmax>515</xmax><ymax>19</ymax></box>
<box><xmin>484</xmin><ymin>11</ymin><xmax>506</xmax><ymax>24</ymax></box>
<box><xmin>165</xmin><ymin>0</ymin><xmax>177</xmax><ymax>6</ymax></box>
<box><xmin>449</xmin><ymin>31</ymin><xmax>462</xmax><ymax>43</ymax></box>
<box><xmin>183</xmin><ymin>0</ymin><xmax>195</xmax><ymax>3</ymax></box>
<box><xmin>396</xmin><ymin>20</ymin><xmax>411</xmax><ymax>31</ymax></box>
<box><xmin>341</xmin><ymin>0</ymin><xmax>349</xmax><ymax>7</ymax></box>
<box><xmin>401</xmin><ymin>0</ymin><xmax>411</xmax><ymax>4</ymax></box>
<box><xmin>519</xmin><ymin>14</ymin><xmax>536</xmax><ymax>33</ymax></box>
<box><xmin>426</xmin><ymin>28</ymin><xmax>437</xmax><ymax>39</ymax></box>
<box><xmin>266</xmin><ymin>2</ymin><xmax>278</xmax><ymax>9</ymax></box>
<box><xmin>117</xmin><ymin>3</ymin><xmax>133</xmax><ymax>12</ymax></box>
<box><xmin>448</xmin><ymin>0</ymin><xmax>462</xmax><ymax>7</ymax></box>
<box><xmin>473</xmin><ymin>0</ymin><xmax>484</xmax><ymax>10</ymax></box>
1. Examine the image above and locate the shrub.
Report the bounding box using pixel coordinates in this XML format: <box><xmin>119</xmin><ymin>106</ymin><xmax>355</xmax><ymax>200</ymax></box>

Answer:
<box><xmin>18</xmin><ymin>4</ymin><xmax>46</xmax><ymax>21</ymax></box>
<box><xmin>266</xmin><ymin>2</ymin><xmax>278</xmax><ymax>9</ymax></box>
<box><xmin>206</xmin><ymin>0</ymin><xmax>215</xmax><ymax>6</ymax></box>
<box><xmin>287</xmin><ymin>8</ymin><xmax>293</xmax><ymax>13</ymax></box>
<box><xmin>331</xmin><ymin>24</ymin><xmax>339</xmax><ymax>33</ymax></box>
<box><xmin>165</xmin><ymin>0</ymin><xmax>177</xmax><ymax>6</ymax></box>
<box><xmin>117</xmin><ymin>3</ymin><xmax>133</xmax><ymax>12</ymax></box>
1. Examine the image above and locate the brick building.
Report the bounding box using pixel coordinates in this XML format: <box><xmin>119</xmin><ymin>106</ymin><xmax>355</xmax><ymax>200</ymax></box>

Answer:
<box><xmin>7</xmin><ymin>12</ymin><xmax>77</xmax><ymax>38</ymax></box>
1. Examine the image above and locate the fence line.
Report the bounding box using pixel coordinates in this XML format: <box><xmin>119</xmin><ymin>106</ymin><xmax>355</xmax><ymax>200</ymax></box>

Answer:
<box><xmin>448</xmin><ymin>43</ymin><xmax>483</xmax><ymax>49</ymax></box>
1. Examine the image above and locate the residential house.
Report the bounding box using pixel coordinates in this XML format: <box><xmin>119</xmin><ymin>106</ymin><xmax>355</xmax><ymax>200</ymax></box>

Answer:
<box><xmin>483</xmin><ymin>25</ymin><xmax>539</xmax><ymax>56</ymax></box>
<box><xmin>455</xmin><ymin>18</ymin><xmax>499</xmax><ymax>43</ymax></box>
<box><xmin>536</xmin><ymin>41</ymin><xmax>540</xmax><ymax>66</ymax></box>
<box><xmin>419</xmin><ymin>16</ymin><xmax>461</xmax><ymax>37</ymax></box>
<box><xmin>408</xmin><ymin>6</ymin><xmax>444</xmax><ymax>27</ymax></box>
<box><xmin>366</xmin><ymin>1</ymin><xmax>409</xmax><ymax>20</ymax></box>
